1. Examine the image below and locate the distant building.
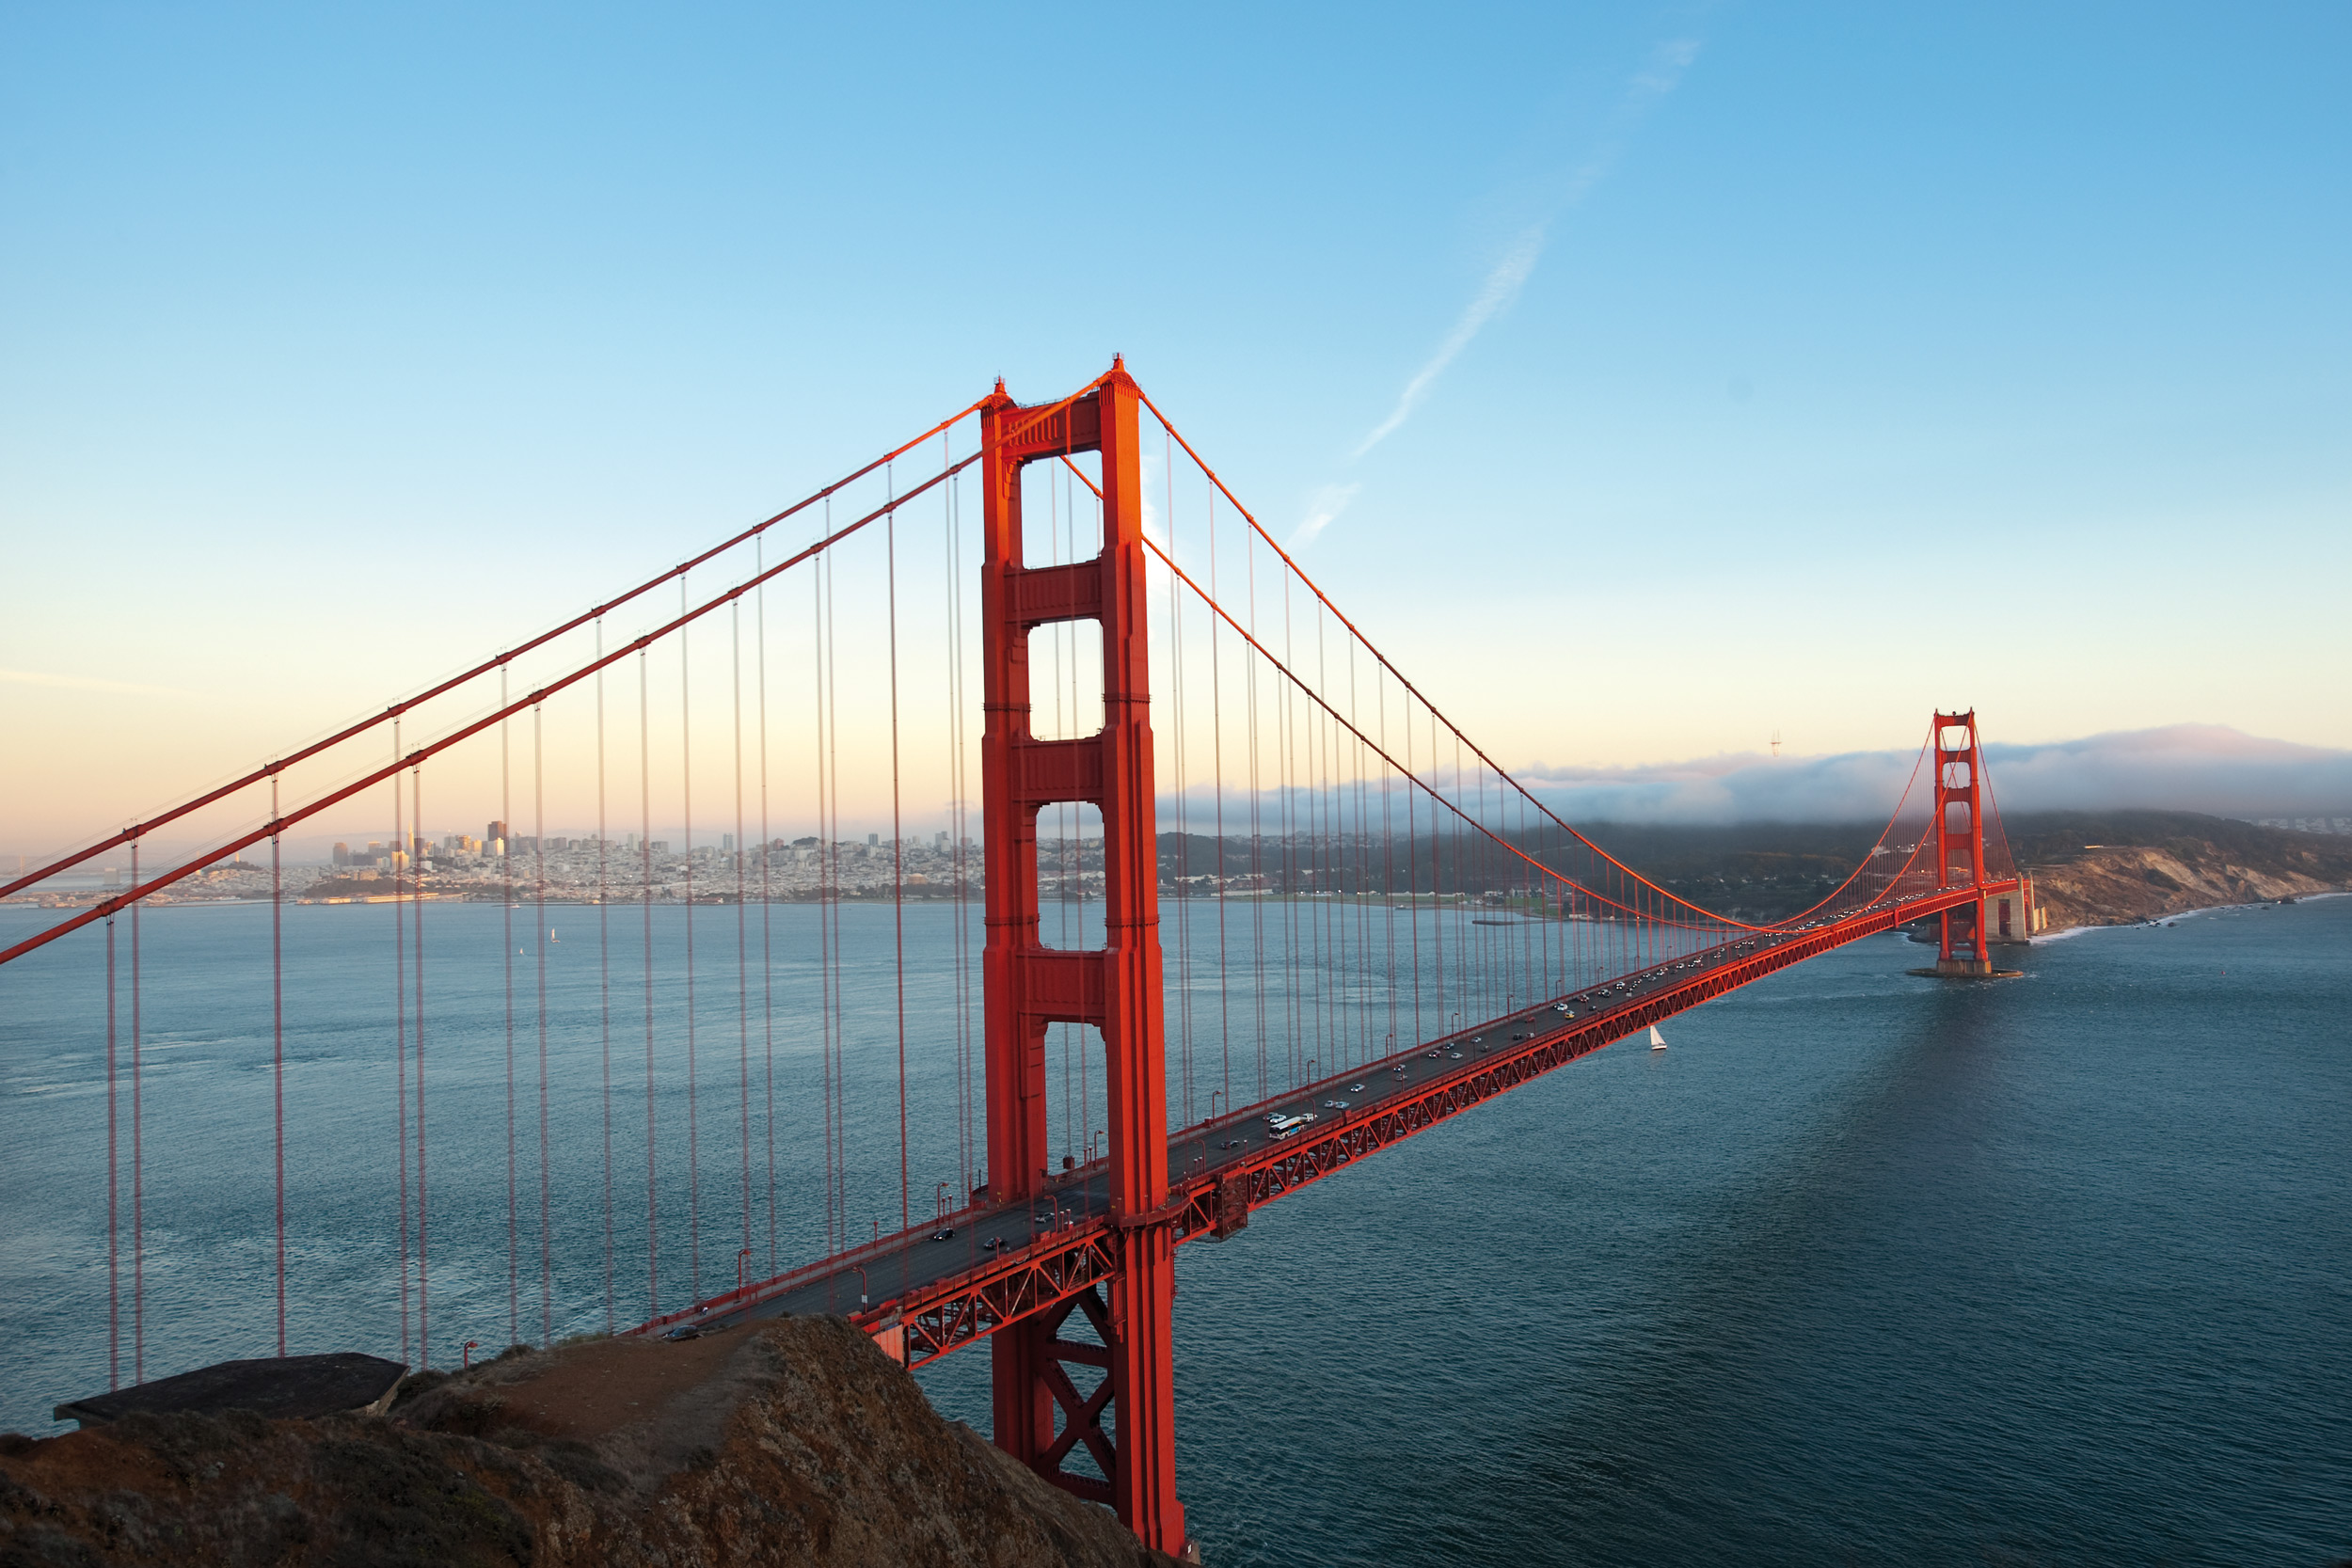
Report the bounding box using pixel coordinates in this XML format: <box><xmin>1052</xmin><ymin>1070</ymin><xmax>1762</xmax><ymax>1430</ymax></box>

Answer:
<box><xmin>332</xmin><ymin>843</ymin><xmax>351</xmax><ymax>865</ymax></box>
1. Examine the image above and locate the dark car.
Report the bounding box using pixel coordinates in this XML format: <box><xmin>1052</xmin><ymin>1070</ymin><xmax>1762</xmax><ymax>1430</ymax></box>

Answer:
<box><xmin>930</xmin><ymin>1227</ymin><xmax>956</xmax><ymax>1242</ymax></box>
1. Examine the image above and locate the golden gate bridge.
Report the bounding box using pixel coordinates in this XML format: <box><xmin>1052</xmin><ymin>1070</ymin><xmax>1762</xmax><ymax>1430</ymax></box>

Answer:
<box><xmin>0</xmin><ymin>360</ymin><xmax>2025</xmax><ymax>1558</ymax></box>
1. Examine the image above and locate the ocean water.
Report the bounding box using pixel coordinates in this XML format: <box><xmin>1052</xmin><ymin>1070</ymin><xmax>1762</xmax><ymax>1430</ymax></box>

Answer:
<box><xmin>920</xmin><ymin>896</ymin><xmax>2352</xmax><ymax>1566</ymax></box>
<box><xmin>3</xmin><ymin>895</ymin><xmax>2347</xmax><ymax>1563</ymax></box>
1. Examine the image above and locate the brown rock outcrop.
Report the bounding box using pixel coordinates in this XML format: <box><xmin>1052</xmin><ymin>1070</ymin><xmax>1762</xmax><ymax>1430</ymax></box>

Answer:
<box><xmin>0</xmin><ymin>1317</ymin><xmax>1182</xmax><ymax>1568</ymax></box>
<box><xmin>2029</xmin><ymin>843</ymin><xmax>2343</xmax><ymax>930</ymax></box>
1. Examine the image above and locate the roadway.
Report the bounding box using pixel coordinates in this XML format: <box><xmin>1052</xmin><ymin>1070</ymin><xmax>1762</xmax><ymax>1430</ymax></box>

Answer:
<box><xmin>640</xmin><ymin>883</ymin><xmax>2011</xmax><ymax>1351</ymax></box>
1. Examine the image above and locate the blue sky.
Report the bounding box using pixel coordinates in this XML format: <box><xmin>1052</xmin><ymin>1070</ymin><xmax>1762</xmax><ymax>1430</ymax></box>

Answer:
<box><xmin>4</xmin><ymin>2</ymin><xmax>2347</xmax><ymax>847</ymax></box>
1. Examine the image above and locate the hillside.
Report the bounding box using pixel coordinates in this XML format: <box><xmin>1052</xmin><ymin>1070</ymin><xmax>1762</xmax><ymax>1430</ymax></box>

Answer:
<box><xmin>0</xmin><ymin>1317</ymin><xmax>1182</xmax><ymax>1568</ymax></box>
<box><xmin>1999</xmin><ymin>810</ymin><xmax>2352</xmax><ymax>929</ymax></box>
<box><xmin>1155</xmin><ymin>814</ymin><xmax>2349</xmax><ymax>930</ymax></box>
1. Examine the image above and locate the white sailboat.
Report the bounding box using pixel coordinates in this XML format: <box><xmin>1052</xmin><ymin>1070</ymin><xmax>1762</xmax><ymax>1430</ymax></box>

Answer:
<box><xmin>1648</xmin><ymin>1025</ymin><xmax>1667</xmax><ymax>1052</ymax></box>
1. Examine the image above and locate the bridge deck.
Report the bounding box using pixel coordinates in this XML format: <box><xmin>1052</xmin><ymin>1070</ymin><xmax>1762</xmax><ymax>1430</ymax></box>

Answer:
<box><xmin>638</xmin><ymin>880</ymin><xmax>2017</xmax><ymax>1359</ymax></box>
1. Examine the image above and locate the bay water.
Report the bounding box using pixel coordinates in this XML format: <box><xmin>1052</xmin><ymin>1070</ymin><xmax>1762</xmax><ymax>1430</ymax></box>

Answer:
<box><xmin>3</xmin><ymin>894</ymin><xmax>2345</xmax><ymax>1563</ymax></box>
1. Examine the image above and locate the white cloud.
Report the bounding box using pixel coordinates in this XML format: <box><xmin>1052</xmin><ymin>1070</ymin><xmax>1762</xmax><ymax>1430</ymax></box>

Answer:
<box><xmin>1515</xmin><ymin>725</ymin><xmax>2352</xmax><ymax>823</ymax></box>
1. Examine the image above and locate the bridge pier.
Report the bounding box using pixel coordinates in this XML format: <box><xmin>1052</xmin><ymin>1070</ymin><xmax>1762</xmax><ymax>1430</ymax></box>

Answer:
<box><xmin>979</xmin><ymin>364</ymin><xmax>1191</xmax><ymax>1560</ymax></box>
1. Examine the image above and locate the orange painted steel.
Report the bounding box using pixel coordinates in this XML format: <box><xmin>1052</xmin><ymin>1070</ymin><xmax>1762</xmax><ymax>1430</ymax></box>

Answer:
<box><xmin>1932</xmin><ymin>710</ymin><xmax>1992</xmax><ymax>970</ymax></box>
<box><xmin>977</xmin><ymin>363</ymin><xmax>1186</xmax><ymax>1555</ymax></box>
<box><xmin>1135</xmin><ymin>386</ymin><xmax>1951</xmax><ymax>940</ymax></box>
<box><xmin>868</xmin><ymin>876</ymin><xmax>2021</xmax><ymax>1371</ymax></box>
<box><xmin>0</xmin><ymin>397</ymin><xmax>996</xmax><ymax>906</ymax></box>
<box><xmin>0</xmin><ymin>453</ymin><xmax>980</xmax><ymax>972</ymax></box>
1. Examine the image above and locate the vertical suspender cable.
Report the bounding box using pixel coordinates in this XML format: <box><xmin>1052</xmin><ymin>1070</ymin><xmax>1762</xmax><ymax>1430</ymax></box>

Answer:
<box><xmin>272</xmin><ymin>774</ymin><xmax>285</xmax><ymax>1355</ymax></box>
<box><xmin>130</xmin><ymin>839</ymin><xmax>144</xmax><ymax>1383</ymax></box>
<box><xmin>1207</xmin><ymin>489</ymin><xmax>1230</xmax><ymax>1111</ymax></box>
<box><xmin>501</xmin><ymin>667</ymin><xmax>517</xmax><ymax>1344</ymax></box>
<box><xmin>104</xmin><ymin>909</ymin><xmax>118</xmax><ymax>1389</ymax></box>
<box><xmin>391</xmin><ymin>735</ymin><xmax>410</xmax><ymax>1354</ymax></box>
<box><xmin>1168</xmin><ymin>436</ymin><xmax>1193</xmax><ymax>1124</ymax></box>
<box><xmin>887</xmin><ymin>481</ymin><xmax>910</xmax><ymax>1232</ymax></box>
<box><xmin>413</xmin><ymin>765</ymin><xmax>428</xmax><ymax>1368</ymax></box>
<box><xmin>681</xmin><ymin>579</ymin><xmax>701</xmax><ymax>1301</ymax></box>
<box><xmin>837</xmin><ymin>545</ymin><xmax>856</xmax><ymax>1241</ymax></box>
<box><xmin>1380</xmin><ymin>667</ymin><xmax>1397</xmax><ymax>1055</ymax></box>
<box><xmin>945</xmin><ymin>452</ymin><xmax>972</xmax><ymax>1195</ymax></box>
<box><xmin>640</xmin><ymin>651</ymin><xmax>659</xmax><ymax>1315</ymax></box>
<box><xmin>1350</xmin><ymin>637</ymin><xmax>1371</xmax><ymax>1067</ymax></box>
<box><xmin>1289</xmin><ymin>571</ymin><xmax>1308</xmax><ymax>1085</ymax></box>
<box><xmin>828</xmin><ymin>546</ymin><xmax>847</xmax><ymax>1244</ymax></box>
<box><xmin>733</xmin><ymin>601</ymin><xmax>752</xmax><ymax>1265</ymax></box>
<box><xmin>756</xmin><ymin>544</ymin><xmax>778</xmax><ymax>1271</ymax></box>
<box><xmin>392</xmin><ymin>721</ymin><xmax>410</xmax><ymax>1364</ymax></box>
<box><xmin>598</xmin><ymin>621</ymin><xmax>613</xmax><ymax>1332</ymax></box>
<box><xmin>1245</xmin><ymin>531</ymin><xmax>1265</xmax><ymax>1098</ymax></box>
<box><xmin>1315</xmin><ymin>604</ymin><xmax>1334</xmax><ymax>1077</ymax></box>
<box><xmin>535</xmin><ymin>705</ymin><xmax>551</xmax><ymax>1344</ymax></box>
<box><xmin>814</xmin><ymin>553</ymin><xmax>834</xmax><ymax>1254</ymax></box>
<box><xmin>1405</xmin><ymin>682</ymin><xmax>1421</xmax><ymax>1049</ymax></box>
<box><xmin>824</xmin><ymin>541</ymin><xmax>846</xmax><ymax>1247</ymax></box>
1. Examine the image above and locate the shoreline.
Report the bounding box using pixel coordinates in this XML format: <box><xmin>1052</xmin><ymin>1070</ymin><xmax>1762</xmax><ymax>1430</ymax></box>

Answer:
<box><xmin>2033</xmin><ymin>887</ymin><xmax>2346</xmax><ymax>942</ymax></box>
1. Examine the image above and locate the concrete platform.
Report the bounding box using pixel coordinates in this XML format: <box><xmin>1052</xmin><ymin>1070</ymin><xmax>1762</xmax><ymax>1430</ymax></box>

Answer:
<box><xmin>54</xmin><ymin>1352</ymin><xmax>407</xmax><ymax>1427</ymax></box>
<box><xmin>1908</xmin><ymin>960</ymin><xmax>2024</xmax><ymax>979</ymax></box>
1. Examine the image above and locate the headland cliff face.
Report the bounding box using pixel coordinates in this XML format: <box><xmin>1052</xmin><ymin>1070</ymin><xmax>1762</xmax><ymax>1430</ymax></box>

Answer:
<box><xmin>0</xmin><ymin>1317</ymin><xmax>1183</xmax><ymax>1568</ymax></box>
<box><xmin>2010</xmin><ymin>812</ymin><xmax>2352</xmax><ymax>930</ymax></box>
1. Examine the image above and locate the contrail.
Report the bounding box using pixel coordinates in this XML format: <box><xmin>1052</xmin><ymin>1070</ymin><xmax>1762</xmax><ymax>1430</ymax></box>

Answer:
<box><xmin>1343</xmin><ymin>36</ymin><xmax>1706</xmax><ymax>470</ymax></box>
<box><xmin>1350</xmin><ymin>233</ymin><xmax>1543</xmax><ymax>461</ymax></box>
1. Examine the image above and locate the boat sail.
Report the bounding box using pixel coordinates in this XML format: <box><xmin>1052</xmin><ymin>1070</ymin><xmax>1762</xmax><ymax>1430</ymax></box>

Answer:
<box><xmin>1648</xmin><ymin>1025</ymin><xmax>1667</xmax><ymax>1051</ymax></box>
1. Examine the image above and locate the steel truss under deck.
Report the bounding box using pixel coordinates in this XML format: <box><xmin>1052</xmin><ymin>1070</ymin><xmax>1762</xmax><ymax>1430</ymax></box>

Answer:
<box><xmin>847</xmin><ymin>877</ymin><xmax>2018</xmax><ymax>1370</ymax></box>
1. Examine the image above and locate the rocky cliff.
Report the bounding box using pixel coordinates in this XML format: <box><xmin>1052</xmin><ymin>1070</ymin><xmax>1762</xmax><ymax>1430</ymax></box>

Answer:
<box><xmin>0</xmin><ymin>1317</ymin><xmax>1183</xmax><ymax>1568</ymax></box>
<box><xmin>2010</xmin><ymin>811</ymin><xmax>2352</xmax><ymax>930</ymax></box>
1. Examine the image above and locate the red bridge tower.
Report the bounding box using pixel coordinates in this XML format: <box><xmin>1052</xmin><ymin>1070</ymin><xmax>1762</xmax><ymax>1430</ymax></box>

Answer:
<box><xmin>977</xmin><ymin>362</ymin><xmax>1188</xmax><ymax>1556</ymax></box>
<box><xmin>1931</xmin><ymin>709</ymin><xmax>1997</xmax><ymax>976</ymax></box>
